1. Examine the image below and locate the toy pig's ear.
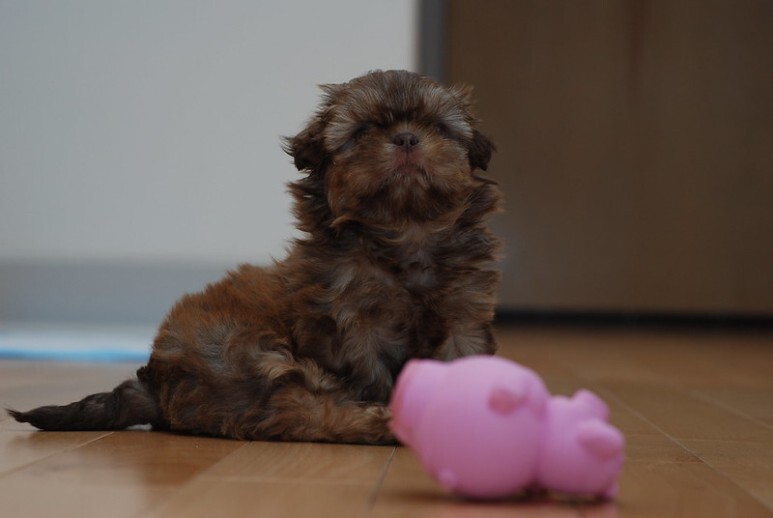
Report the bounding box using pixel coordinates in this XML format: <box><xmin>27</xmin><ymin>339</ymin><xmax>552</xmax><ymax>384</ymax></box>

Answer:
<box><xmin>488</xmin><ymin>385</ymin><xmax>525</xmax><ymax>415</ymax></box>
<box><xmin>468</xmin><ymin>129</ymin><xmax>495</xmax><ymax>171</ymax></box>
<box><xmin>577</xmin><ymin>421</ymin><xmax>625</xmax><ymax>460</ymax></box>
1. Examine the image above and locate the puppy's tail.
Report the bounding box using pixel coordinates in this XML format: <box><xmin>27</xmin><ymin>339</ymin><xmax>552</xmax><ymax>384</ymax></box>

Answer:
<box><xmin>7</xmin><ymin>379</ymin><xmax>162</xmax><ymax>431</ymax></box>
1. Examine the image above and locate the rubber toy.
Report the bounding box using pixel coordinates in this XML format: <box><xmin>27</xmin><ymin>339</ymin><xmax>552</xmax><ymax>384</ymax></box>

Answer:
<box><xmin>389</xmin><ymin>356</ymin><xmax>625</xmax><ymax>500</ymax></box>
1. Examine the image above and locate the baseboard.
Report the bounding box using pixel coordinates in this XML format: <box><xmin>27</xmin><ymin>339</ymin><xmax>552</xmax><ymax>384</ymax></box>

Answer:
<box><xmin>496</xmin><ymin>308</ymin><xmax>773</xmax><ymax>330</ymax></box>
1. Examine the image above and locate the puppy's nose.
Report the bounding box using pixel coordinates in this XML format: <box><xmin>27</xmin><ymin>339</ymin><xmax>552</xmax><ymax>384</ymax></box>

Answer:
<box><xmin>393</xmin><ymin>132</ymin><xmax>420</xmax><ymax>150</ymax></box>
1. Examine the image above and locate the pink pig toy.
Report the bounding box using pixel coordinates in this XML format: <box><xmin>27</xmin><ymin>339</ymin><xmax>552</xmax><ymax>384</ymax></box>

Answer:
<box><xmin>389</xmin><ymin>356</ymin><xmax>625</xmax><ymax>500</ymax></box>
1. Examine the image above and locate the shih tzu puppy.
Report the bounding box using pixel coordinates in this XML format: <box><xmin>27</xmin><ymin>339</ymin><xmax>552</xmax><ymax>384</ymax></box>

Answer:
<box><xmin>9</xmin><ymin>70</ymin><xmax>501</xmax><ymax>444</ymax></box>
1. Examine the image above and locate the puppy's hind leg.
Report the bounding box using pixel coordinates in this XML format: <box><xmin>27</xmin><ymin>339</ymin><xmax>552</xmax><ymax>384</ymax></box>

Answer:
<box><xmin>258</xmin><ymin>385</ymin><xmax>395</xmax><ymax>444</ymax></box>
<box><xmin>226</xmin><ymin>354</ymin><xmax>395</xmax><ymax>444</ymax></box>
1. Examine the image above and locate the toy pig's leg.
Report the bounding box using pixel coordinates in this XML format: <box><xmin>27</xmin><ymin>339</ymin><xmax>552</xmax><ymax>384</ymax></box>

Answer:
<box><xmin>433</xmin><ymin>323</ymin><xmax>496</xmax><ymax>360</ymax></box>
<box><xmin>601</xmin><ymin>482</ymin><xmax>620</xmax><ymax>500</ymax></box>
<box><xmin>573</xmin><ymin>389</ymin><xmax>610</xmax><ymax>419</ymax></box>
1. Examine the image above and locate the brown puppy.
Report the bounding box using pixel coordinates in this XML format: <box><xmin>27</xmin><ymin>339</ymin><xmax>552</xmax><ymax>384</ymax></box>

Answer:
<box><xmin>9</xmin><ymin>70</ymin><xmax>501</xmax><ymax>444</ymax></box>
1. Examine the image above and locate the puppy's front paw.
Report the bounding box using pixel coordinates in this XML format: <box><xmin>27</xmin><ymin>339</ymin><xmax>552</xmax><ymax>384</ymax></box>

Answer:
<box><xmin>364</xmin><ymin>404</ymin><xmax>398</xmax><ymax>445</ymax></box>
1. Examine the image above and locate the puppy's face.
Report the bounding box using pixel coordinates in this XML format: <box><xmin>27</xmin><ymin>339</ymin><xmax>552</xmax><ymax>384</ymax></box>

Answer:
<box><xmin>286</xmin><ymin>70</ymin><xmax>495</xmax><ymax>227</ymax></box>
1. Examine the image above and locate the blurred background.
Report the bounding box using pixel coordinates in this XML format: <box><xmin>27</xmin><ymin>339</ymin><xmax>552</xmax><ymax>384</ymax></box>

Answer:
<box><xmin>1</xmin><ymin>1</ymin><xmax>771</xmax><ymax>359</ymax></box>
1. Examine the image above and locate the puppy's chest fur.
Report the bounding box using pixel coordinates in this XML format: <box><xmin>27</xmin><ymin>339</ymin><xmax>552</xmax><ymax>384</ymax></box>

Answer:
<box><xmin>366</xmin><ymin>225</ymin><xmax>440</xmax><ymax>291</ymax></box>
<box><xmin>290</xmin><ymin>225</ymin><xmax>476</xmax><ymax>399</ymax></box>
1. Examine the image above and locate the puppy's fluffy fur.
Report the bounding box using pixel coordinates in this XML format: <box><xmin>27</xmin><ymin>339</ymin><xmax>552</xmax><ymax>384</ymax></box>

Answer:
<box><xmin>9</xmin><ymin>70</ymin><xmax>501</xmax><ymax>444</ymax></box>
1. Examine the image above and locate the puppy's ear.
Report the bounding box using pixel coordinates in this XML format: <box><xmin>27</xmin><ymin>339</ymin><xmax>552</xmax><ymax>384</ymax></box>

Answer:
<box><xmin>468</xmin><ymin>129</ymin><xmax>496</xmax><ymax>171</ymax></box>
<box><xmin>449</xmin><ymin>83</ymin><xmax>495</xmax><ymax>171</ymax></box>
<box><xmin>283</xmin><ymin>116</ymin><xmax>329</xmax><ymax>172</ymax></box>
<box><xmin>283</xmin><ymin>83</ymin><xmax>344</xmax><ymax>172</ymax></box>
<box><xmin>449</xmin><ymin>84</ymin><xmax>475</xmax><ymax>110</ymax></box>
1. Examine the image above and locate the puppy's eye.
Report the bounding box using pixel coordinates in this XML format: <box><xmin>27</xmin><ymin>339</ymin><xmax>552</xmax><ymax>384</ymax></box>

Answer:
<box><xmin>351</xmin><ymin>123</ymin><xmax>372</xmax><ymax>141</ymax></box>
<box><xmin>435</xmin><ymin>122</ymin><xmax>452</xmax><ymax>136</ymax></box>
<box><xmin>337</xmin><ymin>123</ymin><xmax>372</xmax><ymax>153</ymax></box>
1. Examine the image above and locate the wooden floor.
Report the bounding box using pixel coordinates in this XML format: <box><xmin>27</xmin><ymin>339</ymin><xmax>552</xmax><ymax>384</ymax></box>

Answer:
<box><xmin>1</xmin><ymin>324</ymin><xmax>772</xmax><ymax>517</ymax></box>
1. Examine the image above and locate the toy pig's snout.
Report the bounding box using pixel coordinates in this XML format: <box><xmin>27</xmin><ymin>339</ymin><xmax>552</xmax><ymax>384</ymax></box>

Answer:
<box><xmin>389</xmin><ymin>359</ymin><xmax>447</xmax><ymax>446</ymax></box>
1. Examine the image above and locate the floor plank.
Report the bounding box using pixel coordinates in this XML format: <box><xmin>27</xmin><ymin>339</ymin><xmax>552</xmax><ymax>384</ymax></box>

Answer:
<box><xmin>601</xmin><ymin>382</ymin><xmax>773</xmax><ymax>442</ymax></box>
<box><xmin>0</xmin><ymin>419</ymin><xmax>111</xmax><ymax>475</ymax></box>
<box><xmin>147</xmin><ymin>479</ymin><xmax>380</xmax><ymax>518</ymax></box>
<box><xmin>693</xmin><ymin>387</ymin><xmax>773</xmax><ymax>429</ymax></box>
<box><xmin>199</xmin><ymin>441</ymin><xmax>394</xmax><ymax>483</ymax></box>
<box><xmin>679</xmin><ymin>439</ymin><xmax>773</xmax><ymax>510</ymax></box>
<box><xmin>610</xmin><ymin>460</ymin><xmax>773</xmax><ymax>518</ymax></box>
<box><xmin>370</xmin><ymin>447</ymin><xmax>583</xmax><ymax>518</ymax></box>
<box><xmin>0</xmin><ymin>430</ymin><xmax>242</xmax><ymax>517</ymax></box>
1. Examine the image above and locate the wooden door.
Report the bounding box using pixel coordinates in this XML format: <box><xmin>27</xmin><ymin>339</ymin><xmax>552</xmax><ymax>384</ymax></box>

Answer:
<box><xmin>447</xmin><ymin>0</ymin><xmax>773</xmax><ymax>314</ymax></box>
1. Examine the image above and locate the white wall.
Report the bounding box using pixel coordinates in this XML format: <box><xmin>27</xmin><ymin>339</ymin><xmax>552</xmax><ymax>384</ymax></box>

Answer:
<box><xmin>0</xmin><ymin>1</ymin><xmax>418</xmax><ymax>266</ymax></box>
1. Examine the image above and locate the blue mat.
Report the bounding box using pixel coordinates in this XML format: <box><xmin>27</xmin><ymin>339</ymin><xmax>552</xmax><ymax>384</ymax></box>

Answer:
<box><xmin>0</xmin><ymin>325</ymin><xmax>152</xmax><ymax>363</ymax></box>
